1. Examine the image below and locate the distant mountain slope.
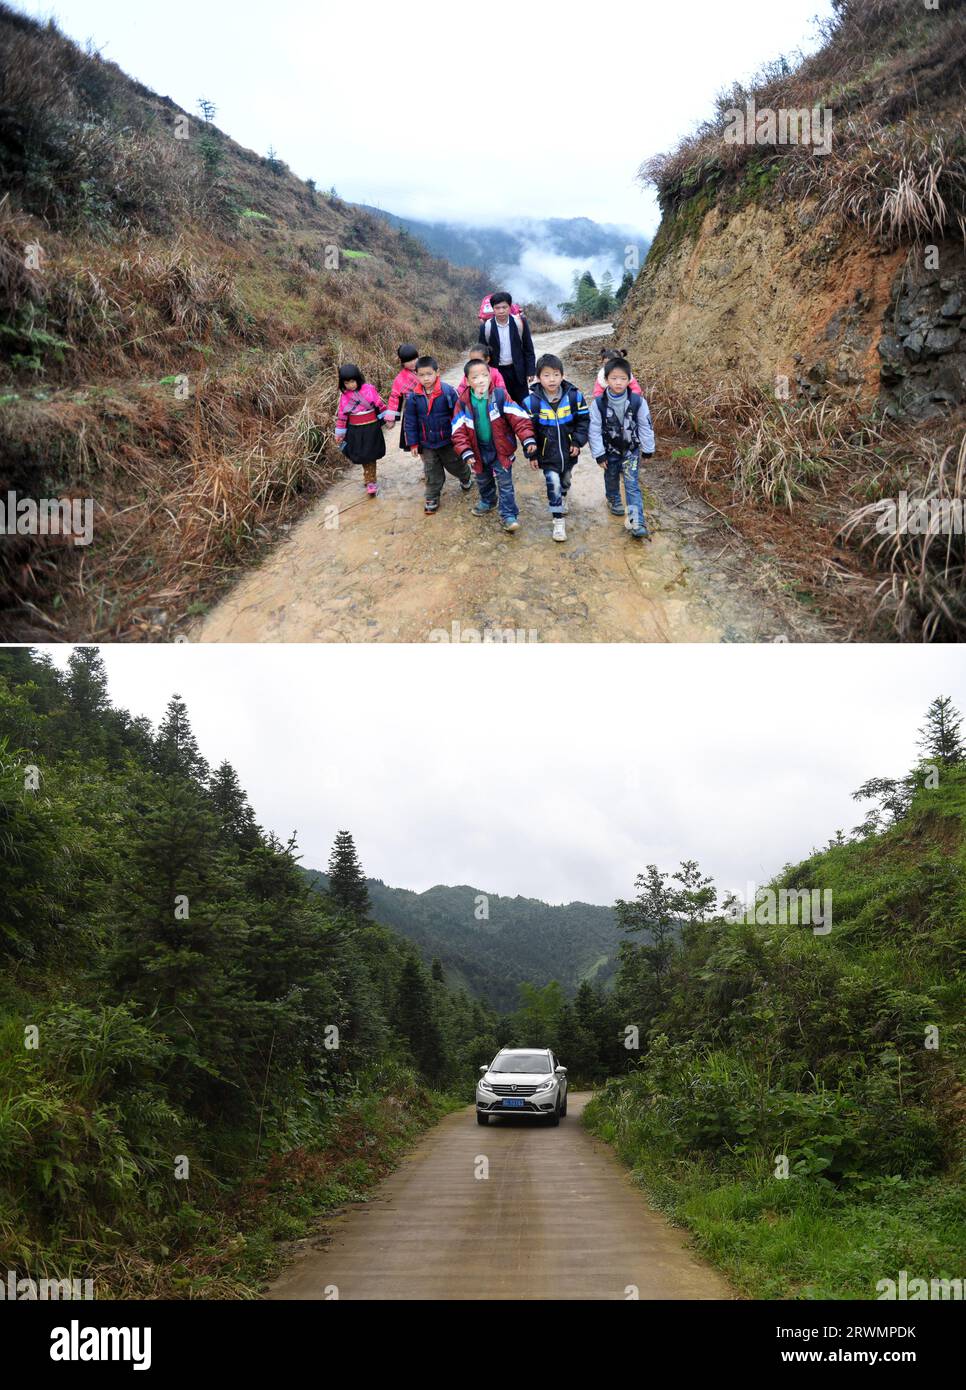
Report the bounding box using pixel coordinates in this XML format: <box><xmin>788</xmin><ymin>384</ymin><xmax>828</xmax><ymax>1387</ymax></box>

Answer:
<box><xmin>304</xmin><ymin>871</ymin><xmax>623</xmax><ymax>1011</ymax></box>
<box><xmin>360</xmin><ymin>207</ymin><xmax>651</xmax><ymax>317</ymax></box>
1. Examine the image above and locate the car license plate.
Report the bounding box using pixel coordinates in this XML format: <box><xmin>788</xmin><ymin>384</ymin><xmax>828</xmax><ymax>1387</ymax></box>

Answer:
<box><xmin>502</xmin><ymin>1097</ymin><xmax>525</xmax><ymax>1108</ymax></box>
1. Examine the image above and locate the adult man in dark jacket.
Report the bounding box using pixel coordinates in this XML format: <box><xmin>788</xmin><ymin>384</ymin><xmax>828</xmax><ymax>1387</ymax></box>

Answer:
<box><xmin>478</xmin><ymin>291</ymin><xmax>536</xmax><ymax>404</ymax></box>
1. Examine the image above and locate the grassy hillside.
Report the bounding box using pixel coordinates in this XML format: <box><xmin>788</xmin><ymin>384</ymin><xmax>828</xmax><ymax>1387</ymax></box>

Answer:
<box><xmin>619</xmin><ymin>0</ymin><xmax>966</xmax><ymax>639</ymax></box>
<box><xmin>304</xmin><ymin>871</ymin><xmax>623</xmax><ymax>1011</ymax></box>
<box><xmin>0</xmin><ymin>4</ymin><xmax>488</xmax><ymax>641</ymax></box>
<box><xmin>585</xmin><ymin>739</ymin><xmax>966</xmax><ymax>1298</ymax></box>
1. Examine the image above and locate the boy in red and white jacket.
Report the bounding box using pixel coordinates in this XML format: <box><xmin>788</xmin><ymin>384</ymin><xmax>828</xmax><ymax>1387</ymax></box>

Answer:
<box><xmin>452</xmin><ymin>359</ymin><xmax>537</xmax><ymax>532</ymax></box>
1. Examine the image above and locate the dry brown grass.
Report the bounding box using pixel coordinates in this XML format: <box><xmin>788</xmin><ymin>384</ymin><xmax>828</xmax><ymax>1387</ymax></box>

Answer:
<box><xmin>642</xmin><ymin>365</ymin><xmax>966</xmax><ymax>638</ymax></box>
<box><xmin>0</xmin><ymin>4</ymin><xmax>490</xmax><ymax>637</ymax></box>
<box><xmin>642</xmin><ymin>0</ymin><xmax>966</xmax><ymax>247</ymax></box>
<box><xmin>0</xmin><ymin>354</ymin><xmax>338</xmax><ymax>638</ymax></box>
<box><xmin>843</xmin><ymin>427</ymin><xmax>966</xmax><ymax>639</ymax></box>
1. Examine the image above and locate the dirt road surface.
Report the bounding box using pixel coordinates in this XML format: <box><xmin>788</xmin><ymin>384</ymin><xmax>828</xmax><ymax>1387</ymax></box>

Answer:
<box><xmin>195</xmin><ymin>323</ymin><xmax>822</xmax><ymax>643</ymax></box>
<box><xmin>265</xmin><ymin>1094</ymin><xmax>732</xmax><ymax>1301</ymax></box>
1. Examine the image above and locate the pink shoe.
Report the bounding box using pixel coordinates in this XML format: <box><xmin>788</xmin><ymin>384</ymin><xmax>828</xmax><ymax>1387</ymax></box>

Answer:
<box><xmin>366</xmin><ymin>482</ymin><xmax>378</xmax><ymax>497</ymax></box>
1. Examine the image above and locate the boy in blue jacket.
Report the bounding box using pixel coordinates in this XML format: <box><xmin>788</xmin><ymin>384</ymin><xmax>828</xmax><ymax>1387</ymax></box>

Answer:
<box><xmin>404</xmin><ymin>356</ymin><xmax>474</xmax><ymax>514</ymax></box>
<box><xmin>587</xmin><ymin>356</ymin><xmax>655</xmax><ymax>541</ymax></box>
<box><xmin>522</xmin><ymin>353</ymin><xmax>590</xmax><ymax>543</ymax></box>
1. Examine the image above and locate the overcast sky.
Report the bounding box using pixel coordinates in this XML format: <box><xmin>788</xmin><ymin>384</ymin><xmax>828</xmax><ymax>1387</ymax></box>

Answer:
<box><xmin>42</xmin><ymin>644</ymin><xmax>965</xmax><ymax>908</ymax></box>
<box><xmin>15</xmin><ymin>0</ymin><xmax>836</xmax><ymax>233</ymax></box>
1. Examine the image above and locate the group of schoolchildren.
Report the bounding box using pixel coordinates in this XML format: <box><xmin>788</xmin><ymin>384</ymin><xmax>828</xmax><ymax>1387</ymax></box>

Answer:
<box><xmin>333</xmin><ymin>290</ymin><xmax>655</xmax><ymax>542</ymax></box>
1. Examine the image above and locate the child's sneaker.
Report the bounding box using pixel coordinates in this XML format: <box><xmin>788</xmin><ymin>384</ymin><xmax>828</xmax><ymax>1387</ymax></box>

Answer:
<box><xmin>502</xmin><ymin>518</ymin><xmax>520</xmax><ymax>533</ymax></box>
<box><xmin>460</xmin><ymin>477</ymin><xmax>475</xmax><ymax>492</ymax></box>
<box><xmin>473</xmin><ymin>501</ymin><xmax>495</xmax><ymax>516</ymax></box>
<box><xmin>552</xmin><ymin>517</ymin><xmax>567</xmax><ymax>543</ymax></box>
<box><xmin>366</xmin><ymin>482</ymin><xmax>378</xmax><ymax>497</ymax></box>
<box><xmin>632</xmin><ymin>522</ymin><xmax>651</xmax><ymax>541</ymax></box>
<box><xmin>424</xmin><ymin>498</ymin><xmax>439</xmax><ymax>514</ymax></box>
<box><xmin>608</xmin><ymin>500</ymin><xmax>625</xmax><ymax>516</ymax></box>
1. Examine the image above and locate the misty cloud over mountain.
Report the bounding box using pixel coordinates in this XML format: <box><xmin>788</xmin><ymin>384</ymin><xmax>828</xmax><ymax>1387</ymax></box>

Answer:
<box><xmin>360</xmin><ymin>208</ymin><xmax>651</xmax><ymax>317</ymax></box>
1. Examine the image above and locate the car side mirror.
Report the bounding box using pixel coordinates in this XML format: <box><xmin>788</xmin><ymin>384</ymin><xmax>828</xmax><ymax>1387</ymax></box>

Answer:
<box><xmin>555</xmin><ymin>1066</ymin><xmax>567</xmax><ymax>1075</ymax></box>
<box><xmin>479</xmin><ymin>1065</ymin><xmax>488</xmax><ymax>1074</ymax></box>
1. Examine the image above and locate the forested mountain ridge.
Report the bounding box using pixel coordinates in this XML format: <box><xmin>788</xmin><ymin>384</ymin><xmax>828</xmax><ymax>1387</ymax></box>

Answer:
<box><xmin>0</xmin><ymin>647</ymin><xmax>502</xmax><ymax>1296</ymax></box>
<box><xmin>303</xmin><ymin>872</ymin><xmax>623</xmax><ymax>1010</ymax></box>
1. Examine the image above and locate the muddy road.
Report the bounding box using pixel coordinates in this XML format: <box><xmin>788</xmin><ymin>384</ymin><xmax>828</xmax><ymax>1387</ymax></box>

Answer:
<box><xmin>265</xmin><ymin>1094</ymin><xmax>732</xmax><ymax>1301</ymax></box>
<box><xmin>195</xmin><ymin>323</ymin><xmax>826</xmax><ymax>643</ymax></box>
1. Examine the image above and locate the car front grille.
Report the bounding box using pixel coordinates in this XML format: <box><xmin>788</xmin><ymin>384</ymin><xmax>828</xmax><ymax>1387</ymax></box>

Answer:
<box><xmin>490</xmin><ymin>1084</ymin><xmax>539</xmax><ymax>1096</ymax></box>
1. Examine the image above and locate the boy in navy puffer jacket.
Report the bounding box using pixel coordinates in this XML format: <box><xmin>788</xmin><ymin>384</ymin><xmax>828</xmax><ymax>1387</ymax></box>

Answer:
<box><xmin>404</xmin><ymin>356</ymin><xmax>474</xmax><ymax>514</ymax></box>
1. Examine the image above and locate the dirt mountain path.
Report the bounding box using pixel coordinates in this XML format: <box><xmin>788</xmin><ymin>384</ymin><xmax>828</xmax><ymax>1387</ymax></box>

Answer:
<box><xmin>195</xmin><ymin>323</ymin><xmax>823</xmax><ymax>643</ymax></box>
<box><xmin>265</xmin><ymin>1094</ymin><xmax>732</xmax><ymax>1301</ymax></box>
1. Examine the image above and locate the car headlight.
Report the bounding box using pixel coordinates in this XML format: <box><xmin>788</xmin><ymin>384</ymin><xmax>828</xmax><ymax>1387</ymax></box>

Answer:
<box><xmin>535</xmin><ymin>1076</ymin><xmax>556</xmax><ymax>1092</ymax></box>
<box><xmin>478</xmin><ymin>1078</ymin><xmax>495</xmax><ymax>1092</ymax></box>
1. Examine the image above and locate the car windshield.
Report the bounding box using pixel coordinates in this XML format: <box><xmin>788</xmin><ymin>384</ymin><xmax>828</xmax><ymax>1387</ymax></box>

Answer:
<box><xmin>491</xmin><ymin>1053</ymin><xmax>550</xmax><ymax>1074</ymax></box>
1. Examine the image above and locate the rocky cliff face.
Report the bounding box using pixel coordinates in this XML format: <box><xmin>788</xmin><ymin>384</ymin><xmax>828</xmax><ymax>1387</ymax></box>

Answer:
<box><xmin>618</xmin><ymin>198</ymin><xmax>907</xmax><ymax>405</ymax></box>
<box><xmin>619</xmin><ymin>198</ymin><xmax>966</xmax><ymax>421</ymax></box>
<box><xmin>617</xmin><ymin>0</ymin><xmax>966</xmax><ymax>425</ymax></box>
<box><xmin>879</xmin><ymin>247</ymin><xmax>966</xmax><ymax>420</ymax></box>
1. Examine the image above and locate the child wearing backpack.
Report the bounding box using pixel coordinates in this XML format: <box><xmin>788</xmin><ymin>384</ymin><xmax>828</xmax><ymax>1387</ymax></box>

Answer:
<box><xmin>452</xmin><ymin>358</ymin><xmax>537</xmax><ymax>533</ymax></box>
<box><xmin>588</xmin><ymin>356</ymin><xmax>655</xmax><ymax>540</ymax></box>
<box><xmin>384</xmin><ymin>343</ymin><xmax>421</xmax><ymax>449</ymax></box>
<box><xmin>477</xmin><ymin>291</ymin><xmax>536</xmax><ymax>404</ymax></box>
<box><xmin>335</xmin><ymin>364</ymin><xmax>388</xmax><ymax>497</ymax></box>
<box><xmin>593</xmin><ymin>346</ymin><xmax>642</xmax><ymax>397</ymax></box>
<box><xmin>465</xmin><ymin>343</ymin><xmax>507</xmax><ymax>393</ymax></box>
<box><xmin>403</xmin><ymin>355</ymin><xmax>474</xmax><ymax>514</ymax></box>
<box><xmin>522</xmin><ymin>354</ymin><xmax>590</xmax><ymax>543</ymax></box>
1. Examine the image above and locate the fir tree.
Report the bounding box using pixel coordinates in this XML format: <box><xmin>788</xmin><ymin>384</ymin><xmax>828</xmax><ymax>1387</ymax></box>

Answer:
<box><xmin>918</xmin><ymin>696</ymin><xmax>965</xmax><ymax>767</ymax></box>
<box><xmin>153</xmin><ymin>695</ymin><xmax>209</xmax><ymax>784</ymax></box>
<box><xmin>209</xmin><ymin>760</ymin><xmax>260</xmax><ymax>849</ymax></box>
<box><xmin>394</xmin><ymin>957</ymin><xmax>443</xmax><ymax>1078</ymax></box>
<box><xmin>615</xmin><ymin>269</ymin><xmax>635</xmax><ymax>304</ymax></box>
<box><xmin>326</xmin><ymin>829</ymin><xmax>370</xmax><ymax>919</ymax></box>
<box><xmin>65</xmin><ymin>646</ymin><xmax>109</xmax><ymax>727</ymax></box>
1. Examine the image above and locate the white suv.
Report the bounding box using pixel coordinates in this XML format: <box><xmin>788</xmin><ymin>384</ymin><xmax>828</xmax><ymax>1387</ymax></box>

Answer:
<box><xmin>476</xmin><ymin>1048</ymin><xmax>568</xmax><ymax>1126</ymax></box>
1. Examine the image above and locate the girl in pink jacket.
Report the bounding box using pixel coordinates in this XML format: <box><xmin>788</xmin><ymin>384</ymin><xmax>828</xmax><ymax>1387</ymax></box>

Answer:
<box><xmin>384</xmin><ymin>343</ymin><xmax>420</xmax><ymax>450</ymax></box>
<box><xmin>593</xmin><ymin>346</ymin><xmax>641</xmax><ymax>397</ymax></box>
<box><xmin>466</xmin><ymin>342</ymin><xmax>508</xmax><ymax>392</ymax></box>
<box><xmin>335</xmin><ymin>364</ymin><xmax>388</xmax><ymax>496</ymax></box>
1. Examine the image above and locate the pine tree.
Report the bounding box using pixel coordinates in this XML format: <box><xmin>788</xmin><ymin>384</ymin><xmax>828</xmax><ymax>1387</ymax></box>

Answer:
<box><xmin>555</xmin><ymin>1002</ymin><xmax>598</xmax><ymax>1080</ymax></box>
<box><xmin>65</xmin><ymin>646</ymin><xmax>109</xmax><ymax>726</ymax></box>
<box><xmin>101</xmin><ymin>776</ymin><xmax>251</xmax><ymax>1113</ymax></box>
<box><xmin>431</xmin><ymin>956</ymin><xmax>444</xmax><ymax>982</ymax></box>
<box><xmin>153</xmin><ymin>695</ymin><xmax>209</xmax><ymax>784</ymax></box>
<box><xmin>209</xmin><ymin>760</ymin><xmax>260</xmax><ymax>849</ymax></box>
<box><xmin>918</xmin><ymin>696</ymin><xmax>965</xmax><ymax>767</ymax></box>
<box><xmin>615</xmin><ymin>269</ymin><xmax>635</xmax><ymax>305</ymax></box>
<box><xmin>599</xmin><ymin>270</ymin><xmax>615</xmax><ymax>313</ymax></box>
<box><xmin>326</xmin><ymin>829</ymin><xmax>370</xmax><ymax>919</ymax></box>
<box><xmin>394</xmin><ymin>957</ymin><xmax>443</xmax><ymax>1078</ymax></box>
